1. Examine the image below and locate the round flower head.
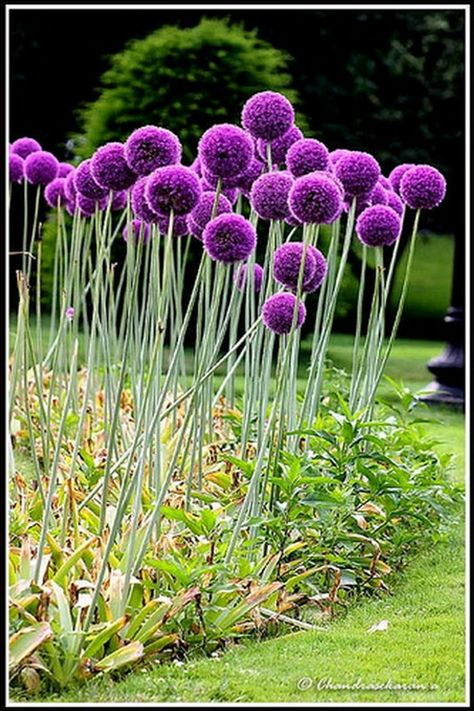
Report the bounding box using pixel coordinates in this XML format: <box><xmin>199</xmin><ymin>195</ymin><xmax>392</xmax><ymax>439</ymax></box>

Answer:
<box><xmin>190</xmin><ymin>191</ymin><xmax>233</xmax><ymax>230</ymax></box>
<box><xmin>91</xmin><ymin>142</ymin><xmax>137</xmax><ymax>191</ymax></box>
<box><xmin>9</xmin><ymin>154</ymin><xmax>24</xmax><ymax>183</ymax></box>
<box><xmin>289</xmin><ymin>171</ymin><xmax>343</xmax><ymax>224</ymax></box>
<box><xmin>286</xmin><ymin>138</ymin><xmax>330</xmax><ymax>177</ymax></box>
<box><xmin>386</xmin><ymin>190</ymin><xmax>404</xmax><ymax>217</ymax></box>
<box><xmin>234</xmin><ymin>263</ymin><xmax>264</xmax><ymax>293</ymax></box>
<box><xmin>301</xmin><ymin>245</ymin><xmax>328</xmax><ymax>293</ymax></box>
<box><xmin>76</xmin><ymin>193</ymin><xmax>108</xmax><ymax>218</ymax></box>
<box><xmin>369</xmin><ymin>182</ymin><xmax>388</xmax><ymax>206</ymax></box>
<box><xmin>125</xmin><ymin>125</ymin><xmax>182</xmax><ymax>176</ymax></box>
<box><xmin>250</xmin><ymin>171</ymin><xmax>293</xmax><ymax>221</ymax></box>
<box><xmin>356</xmin><ymin>205</ymin><xmax>401</xmax><ymax>247</ymax></box>
<box><xmin>273</xmin><ymin>242</ymin><xmax>316</xmax><ymax>291</ymax></box>
<box><xmin>399</xmin><ymin>165</ymin><xmax>446</xmax><ymax>210</ymax></box>
<box><xmin>203</xmin><ymin>213</ymin><xmax>256</xmax><ymax>263</ymax></box>
<box><xmin>235</xmin><ymin>157</ymin><xmax>265</xmax><ymax>195</ymax></box>
<box><xmin>257</xmin><ymin>126</ymin><xmax>303</xmax><ymax>165</ymax></box>
<box><xmin>24</xmin><ymin>151</ymin><xmax>59</xmax><ymax>185</ymax></box>
<box><xmin>157</xmin><ymin>214</ymin><xmax>189</xmax><ymax>238</ymax></box>
<box><xmin>262</xmin><ymin>292</ymin><xmax>306</xmax><ymax>335</ymax></box>
<box><xmin>241</xmin><ymin>91</ymin><xmax>295</xmax><ymax>141</ymax></box>
<box><xmin>146</xmin><ymin>165</ymin><xmax>201</xmax><ymax>216</ymax></box>
<box><xmin>329</xmin><ymin>148</ymin><xmax>350</xmax><ymax>166</ymax></box>
<box><xmin>64</xmin><ymin>170</ymin><xmax>77</xmax><ymax>201</ymax></box>
<box><xmin>131</xmin><ymin>177</ymin><xmax>158</xmax><ymax>223</ymax></box>
<box><xmin>388</xmin><ymin>163</ymin><xmax>415</xmax><ymax>194</ymax></box>
<box><xmin>111</xmin><ymin>190</ymin><xmax>128</xmax><ymax>211</ymax></box>
<box><xmin>198</xmin><ymin>124</ymin><xmax>253</xmax><ymax>179</ymax></box>
<box><xmin>335</xmin><ymin>151</ymin><xmax>381</xmax><ymax>197</ymax></box>
<box><xmin>11</xmin><ymin>137</ymin><xmax>42</xmax><ymax>158</ymax></box>
<box><xmin>44</xmin><ymin>177</ymin><xmax>67</xmax><ymax>208</ymax></box>
<box><xmin>58</xmin><ymin>162</ymin><xmax>74</xmax><ymax>178</ymax></box>
<box><xmin>122</xmin><ymin>219</ymin><xmax>151</xmax><ymax>243</ymax></box>
<box><xmin>74</xmin><ymin>159</ymin><xmax>108</xmax><ymax>200</ymax></box>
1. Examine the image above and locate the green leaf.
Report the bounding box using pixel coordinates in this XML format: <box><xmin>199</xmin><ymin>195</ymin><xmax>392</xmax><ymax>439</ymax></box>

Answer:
<box><xmin>93</xmin><ymin>641</ymin><xmax>144</xmax><ymax>672</ymax></box>
<box><xmin>9</xmin><ymin>622</ymin><xmax>53</xmax><ymax>671</ymax></box>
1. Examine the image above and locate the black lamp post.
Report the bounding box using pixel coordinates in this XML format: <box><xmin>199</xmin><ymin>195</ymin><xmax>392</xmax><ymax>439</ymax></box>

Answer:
<box><xmin>419</xmin><ymin>227</ymin><xmax>465</xmax><ymax>410</ymax></box>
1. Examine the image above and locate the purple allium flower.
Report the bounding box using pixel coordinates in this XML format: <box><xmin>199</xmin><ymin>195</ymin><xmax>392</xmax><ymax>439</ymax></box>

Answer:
<box><xmin>58</xmin><ymin>162</ymin><xmax>74</xmax><ymax>178</ymax></box>
<box><xmin>241</xmin><ymin>91</ymin><xmax>295</xmax><ymax>141</ymax></box>
<box><xmin>146</xmin><ymin>165</ymin><xmax>201</xmax><ymax>216</ymax></box>
<box><xmin>44</xmin><ymin>177</ymin><xmax>67</xmax><ymax>208</ymax></box>
<box><xmin>289</xmin><ymin>171</ymin><xmax>344</xmax><ymax>224</ymax></box>
<box><xmin>24</xmin><ymin>151</ymin><xmax>59</xmax><ymax>185</ymax></box>
<box><xmin>379</xmin><ymin>175</ymin><xmax>392</xmax><ymax>191</ymax></box>
<box><xmin>65</xmin><ymin>307</ymin><xmax>75</xmax><ymax>321</ymax></box>
<box><xmin>334</xmin><ymin>151</ymin><xmax>381</xmax><ymax>197</ymax></box>
<box><xmin>198</xmin><ymin>123</ymin><xmax>254</xmax><ymax>179</ymax></box>
<box><xmin>187</xmin><ymin>215</ymin><xmax>204</xmax><ymax>240</ymax></box>
<box><xmin>203</xmin><ymin>214</ymin><xmax>256</xmax><ymax>263</ymax></box>
<box><xmin>10</xmin><ymin>137</ymin><xmax>42</xmax><ymax>159</ymax></box>
<box><xmin>235</xmin><ymin>158</ymin><xmax>265</xmax><ymax>195</ymax></box>
<box><xmin>131</xmin><ymin>177</ymin><xmax>158</xmax><ymax>223</ymax></box>
<box><xmin>76</xmin><ymin>193</ymin><xmax>108</xmax><ymax>218</ymax></box>
<box><xmin>388</xmin><ymin>163</ymin><xmax>415</xmax><ymax>194</ymax></box>
<box><xmin>329</xmin><ymin>148</ymin><xmax>350</xmax><ymax>166</ymax></box>
<box><xmin>110</xmin><ymin>190</ymin><xmax>128</xmax><ymax>211</ymax></box>
<box><xmin>64</xmin><ymin>170</ymin><xmax>77</xmax><ymax>201</ymax></box>
<box><xmin>125</xmin><ymin>125</ymin><xmax>182</xmax><ymax>176</ymax></box>
<box><xmin>273</xmin><ymin>242</ymin><xmax>316</xmax><ymax>291</ymax></box>
<box><xmin>369</xmin><ymin>182</ymin><xmax>388</xmax><ymax>206</ymax></box>
<box><xmin>122</xmin><ymin>219</ymin><xmax>151</xmax><ymax>243</ymax></box>
<box><xmin>262</xmin><ymin>292</ymin><xmax>306</xmax><ymax>334</ymax></box>
<box><xmin>285</xmin><ymin>213</ymin><xmax>303</xmax><ymax>227</ymax></box>
<box><xmin>65</xmin><ymin>200</ymin><xmax>76</xmax><ymax>217</ymax></box>
<box><xmin>74</xmin><ymin>159</ymin><xmax>108</xmax><ymax>200</ymax></box>
<box><xmin>286</xmin><ymin>138</ymin><xmax>330</xmax><ymax>177</ymax></box>
<box><xmin>91</xmin><ymin>142</ymin><xmax>137</xmax><ymax>191</ymax></box>
<box><xmin>234</xmin><ymin>263</ymin><xmax>264</xmax><ymax>293</ymax></box>
<box><xmin>386</xmin><ymin>190</ymin><xmax>404</xmax><ymax>217</ymax></box>
<box><xmin>9</xmin><ymin>154</ymin><xmax>24</xmax><ymax>183</ymax></box>
<box><xmin>301</xmin><ymin>245</ymin><xmax>328</xmax><ymax>293</ymax></box>
<box><xmin>356</xmin><ymin>205</ymin><xmax>401</xmax><ymax>247</ymax></box>
<box><xmin>157</xmin><ymin>213</ymin><xmax>189</xmax><ymax>238</ymax></box>
<box><xmin>399</xmin><ymin>165</ymin><xmax>447</xmax><ymax>210</ymax></box>
<box><xmin>189</xmin><ymin>191</ymin><xmax>233</xmax><ymax>230</ymax></box>
<box><xmin>257</xmin><ymin>126</ymin><xmax>303</xmax><ymax>165</ymax></box>
<box><xmin>250</xmin><ymin>171</ymin><xmax>293</xmax><ymax>221</ymax></box>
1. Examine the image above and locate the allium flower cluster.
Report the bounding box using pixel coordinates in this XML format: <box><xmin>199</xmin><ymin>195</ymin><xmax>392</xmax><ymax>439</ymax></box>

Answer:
<box><xmin>250</xmin><ymin>171</ymin><xmax>293</xmax><ymax>221</ymax></box>
<box><xmin>335</xmin><ymin>151</ymin><xmax>380</xmax><ymax>197</ymax></box>
<box><xmin>58</xmin><ymin>163</ymin><xmax>74</xmax><ymax>178</ymax></box>
<box><xmin>146</xmin><ymin>165</ymin><xmax>201</xmax><ymax>216</ymax></box>
<box><xmin>157</xmin><ymin>214</ymin><xmax>189</xmax><ymax>238</ymax></box>
<box><xmin>9</xmin><ymin>154</ymin><xmax>24</xmax><ymax>183</ymax></box>
<box><xmin>125</xmin><ymin>125</ymin><xmax>182</xmax><ymax>175</ymax></box>
<box><xmin>24</xmin><ymin>151</ymin><xmax>59</xmax><ymax>185</ymax></box>
<box><xmin>399</xmin><ymin>165</ymin><xmax>446</xmax><ymax>210</ymax></box>
<box><xmin>74</xmin><ymin>159</ymin><xmax>108</xmax><ymax>200</ymax></box>
<box><xmin>91</xmin><ymin>142</ymin><xmax>137</xmax><ymax>191</ymax></box>
<box><xmin>198</xmin><ymin>124</ymin><xmax>253</xmax><ymax>178</ymax></box>
<box><xmin>388</xmin><ymin>163</ymin><xmax>415</xmax><ymax>194</ymax></box>
<box><xmin>302</xmin><ymin>246</ymin><xmax>328</xmax><ymax>293</ymax></box>
<box><xmin>122</xmin><ymin>219</ymin><xmax>151</xmax><ymax>243</ymax></box>
<box><xmin>235</xmin><ymin>158</ymin><xmax>265</xmax><ymax>196</ymax></box>
<box><xmin>234</xmin><ymin>263</ymin><xmax>264</xmax><ymax>293</ymax></box>
<box><xmin>10</xmin><ymin>137</ymin><xmax>42</xmax><ymax>158</ymax></box>
<box><xmin>76</xmin><ymin>193</ymin><xmax>108</xmax><ymax>217</ymax></box>
<box><xmin>273</xmin><ymin>242</ymin><xmax>316</xmax><ymax>291</ymax></box>
<box><xmin>189</xmin><ymin>191</ymin><xmax>233</xmax><ymax>231</ymax></box>
<box><xmin>356</xmin><ymin>205</ymin><xmax>401</xmax><ymax>247</ymax></box>
<box><xmin>131</xmin><ymin>177</ymin><xmax>159</xmax><ymax>223</ymax></box>
<box><xmin>44</xmin><ymin>178</ymin><xmax>67</xmax><ymax>208</ymax></box>
<box><xmin>203</xmin><ymin>214</ymin><xmax>256</xmax><ymax>263</ymax></box>
<box><xmin>242</xmin><ymin>91</ymin><xmax>295</xmax><ymax>141</ymax></box>
<box><xmin>289</xmin><ymin>171</ymin><xmax>343</xmax><ymax>224</ymax></box>
<box><xmin>262</xmin><ymin>293</ymin><xmax>306</xmax><ymax>335</ymax></box>
<box><xmin>257</xmin><ymin>126</ymin><xmax>303</xmax><ymax>165</ymax></box>
<box><xmin>286</xmin><ymin>138</ymin><xmax>330</xmax><ymax>177</ymax></box>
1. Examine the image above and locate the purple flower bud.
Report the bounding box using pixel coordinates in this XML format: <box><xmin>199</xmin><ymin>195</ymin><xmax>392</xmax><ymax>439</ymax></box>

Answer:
<box><xmin>250</xmin><ymin>171</ymin><xmax>293</xmax><ymax>221</ymax></box>
<box><xmin>131</xmin><ymin>177</ymin><xmax>158</xmax><ymax>223</ymax></box>
<box><xmin>262</xmin><ymin>292</ymin><xmax>306</xmax><ymax>334</ymax></box>
<box><xmin>386</xmin><ymin>190</ymin><xmax>404</xmax><ymax>217</ymax></box>
<box><xmin>125</xmin><ymin>125</ymin><xmax>182</xmax><ymax>176</ymax></box>
<box><xmin>76</xmin><ymin>193</ymin><xmax>108</xmax><ymax>218</ymax></box>
<box><xmin>74</xmin><ymin>159</ymin><xmax>108</xmax><ymax>200</ymax></box>
<box><xmin>289</xmin><ymin>171</ymin><xmax>344</xmax><ymax>224</ymax></box>
<box><xmin>203</xmin><ymin>214</ymin><xmax>256</xmax><ymax>263</ymax></box>
<box><xmin>234</xmin><ymin>263</ymin><xmax>264</xmax><ymax>293</ymax></box>
<box><xmin>189</xmin><ymin>191</ymin><xmax>233</xmax><ymax>230</ymax></box>
<box><xmin>58</xmin><ymin>162</ymin><xmax>74</xmax><ymax>178</ymax></box>
<box><xmin>9</xmin><ymin>154</ymin><xmax>24</xmax><ymax>183</ymax></box>
<box><xmin>91</xmin><ymin>142</ymin><xmax>137</xmax><ymax>191</ymax></box>
<box><xmin>146</xmin><ymin>165</ymin><xmax>201</xmax><ymax>216</ymax></box>
<box><xmin>399</xmin><ymin>165</ymin><xmax>446</xmax><ymax>210</ymax></box>
<box><xmin>301</xmin><ymin>246</ymin><xmax>328</xmax><ymax>293</ymax></box>
<box><xmin>356</xmin><ymin>205</ymin><xmax>401</xmax><ymax>247</ymax></box>
<box><xmin>242</xmin><ymin>91</ymin><xmax>295</xmax><ymax>141</ymax></box>
<box><xmin>157</xmin><ymin>214</ymin><xmax>189</xmax><ymax>238</ymax></box>
<box><xmin>257</xmin><ymin>126</ymin><xmax>303</xmax><ymax>165</ymax></box>
<box><xmin>122</xmin><ymin>219</ymin><xmax>151</xmax><ymax>243</ymax></box>
<box><xmin>388</xmin><ymin>163</ymin><xmax>415</xmax><ymax>194</ymax></box>
<box><xmin>10</xmin><ymin>137</ymin><xmax>42</xmax><ymax>159</ymax></box>
<box><xmin>335</xmin><ymin>151</ymin><xmax>381</xmax><ymax>197</ymax></box>
<box><xmin>44</xmin><ymin>177</ymin><xmax>68</xmax><ymax>208</ymax></box>
<box><xmin>198</xmin><ymin>124</ymin><xmax>254</xmax><ymax>179</ymax></box>
<box><xmin>110</xmin><ymin>190</ymin><xmax>128</xmax><ymax>211</ymax></box>
<box><xmin>24</xmin><ymin>151</ymin><xmax>59</xmax><ymax>185</ymax></box>
<box><xmin>273</xmin><ymin>242</ymin><xmax>316</xmax><ymax>291</ymax></box>
<box><xmin>286</xmin><ymin>138</ymin><xmax>330</xmax><ymax>177</ymax></box>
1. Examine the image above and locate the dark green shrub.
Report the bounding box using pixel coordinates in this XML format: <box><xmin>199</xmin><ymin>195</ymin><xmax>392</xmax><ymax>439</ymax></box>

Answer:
<box><xmin>74</xmin><ymin>17</ymin><xmax>308</xmax><ymax>161</ymax></box>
